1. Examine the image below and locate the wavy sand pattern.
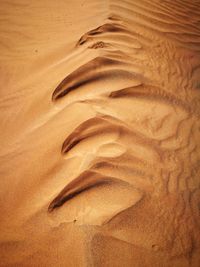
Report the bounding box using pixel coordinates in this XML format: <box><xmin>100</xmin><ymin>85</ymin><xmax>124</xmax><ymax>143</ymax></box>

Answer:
<box><xmin>0</xmin><ymin>0</ymin><xmax>200</xmax><ymax>266</ymax></box>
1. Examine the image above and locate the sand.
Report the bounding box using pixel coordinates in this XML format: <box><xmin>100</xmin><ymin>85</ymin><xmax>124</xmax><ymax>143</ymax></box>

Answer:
<box><xmin>0</xmin><ymin>0</ymin><xmax>200</xmax><ymax>266</ymax></box>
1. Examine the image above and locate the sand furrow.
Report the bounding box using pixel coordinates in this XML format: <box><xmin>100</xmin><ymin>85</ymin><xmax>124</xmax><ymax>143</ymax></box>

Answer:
<box><xmin>1</xmin><ymin>0</ymin><xmax>200</xmax><ymax>266</ymax></box>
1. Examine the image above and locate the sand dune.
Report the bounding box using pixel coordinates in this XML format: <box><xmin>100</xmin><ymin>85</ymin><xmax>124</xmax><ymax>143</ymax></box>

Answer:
<box><xmin>0</xmin><ymin>0</ymin><xmax>200</xmax><ymax>266</ymax></box>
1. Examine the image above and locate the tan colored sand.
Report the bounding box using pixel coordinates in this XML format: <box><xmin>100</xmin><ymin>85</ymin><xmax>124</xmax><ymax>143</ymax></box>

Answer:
<box><xmin>0</xmin><ymin>0</ymin><xmax>200</xmax><ymax>266</ymax></box>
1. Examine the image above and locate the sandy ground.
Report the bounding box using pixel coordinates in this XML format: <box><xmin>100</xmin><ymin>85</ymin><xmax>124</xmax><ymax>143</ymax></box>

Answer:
<box><xmin>0</xmin><ymin>0</ymin><xmax>200</xmax><ymax>266</ymax></box>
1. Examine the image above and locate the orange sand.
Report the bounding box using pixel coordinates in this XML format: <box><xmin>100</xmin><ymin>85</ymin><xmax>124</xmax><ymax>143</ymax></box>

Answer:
<box><xmin>0</xmin><ymin>0</ymin><xmax>200</xmax><ymax>266</ymax></box>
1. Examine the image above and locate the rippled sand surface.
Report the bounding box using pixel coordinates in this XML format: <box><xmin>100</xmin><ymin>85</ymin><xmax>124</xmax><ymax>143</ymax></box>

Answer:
<box><xmin>0</xmin><ymin>0</ymin><xmax>200</xmax><ymax>266</ymax></box>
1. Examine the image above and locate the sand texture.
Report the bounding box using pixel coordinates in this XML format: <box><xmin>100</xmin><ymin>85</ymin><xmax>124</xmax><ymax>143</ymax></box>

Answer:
<box><xmin>0</xmin><ymin>0</ymin><xmax>200</xmax><ymax>266</ymax></box>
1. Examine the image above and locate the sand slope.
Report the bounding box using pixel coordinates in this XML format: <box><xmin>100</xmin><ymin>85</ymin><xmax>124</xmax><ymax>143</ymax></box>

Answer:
<box><xmin>0</xmin><ymin>0</ymin><xmax>200</xmax><ymax>266</ymax></box>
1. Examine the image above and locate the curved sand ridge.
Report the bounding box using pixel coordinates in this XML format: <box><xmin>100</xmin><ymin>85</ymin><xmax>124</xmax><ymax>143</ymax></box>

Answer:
<box><xmin>0</xmin><ymin>0</ymin><xmax>200</xmax><ymax>266</ymax></box>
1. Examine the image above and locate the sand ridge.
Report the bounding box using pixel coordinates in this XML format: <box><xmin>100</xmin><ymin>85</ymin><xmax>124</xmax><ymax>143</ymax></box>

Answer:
<box><xmin>0</xmin><ymin>0</ymin><xmax>200</xmax><ymax>266</ymax></box>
